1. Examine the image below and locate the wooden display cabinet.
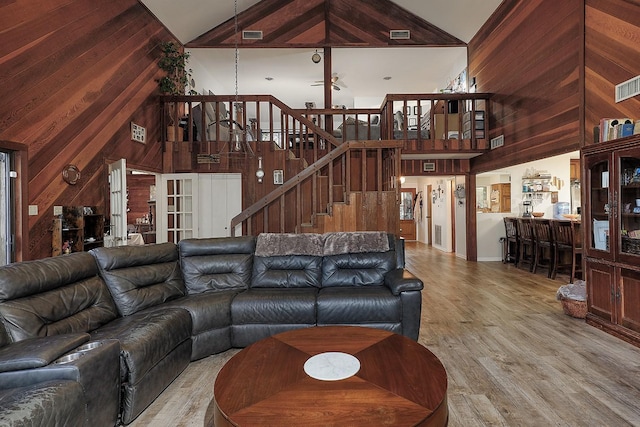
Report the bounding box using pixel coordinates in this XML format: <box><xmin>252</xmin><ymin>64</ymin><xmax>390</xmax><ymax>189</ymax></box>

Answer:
<box><xmin>52</xmin><ymin>206</ymin><xmax>105</xmax><ymax>256</ymax></box>
<box><xmin>582</xmin><ymin>135</ymin><xmax>640</xmax><ymax>347</ymax></box>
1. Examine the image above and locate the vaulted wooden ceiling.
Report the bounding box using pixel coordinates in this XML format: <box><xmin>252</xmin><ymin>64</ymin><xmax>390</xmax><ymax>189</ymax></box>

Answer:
<box><xmin>187</xmin><ymin>0</ymin><xmax>465</xmax><ymax>48</ymax></box>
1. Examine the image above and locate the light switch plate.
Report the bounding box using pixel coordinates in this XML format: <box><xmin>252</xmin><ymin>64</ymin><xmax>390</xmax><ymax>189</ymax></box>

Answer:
<box><xmin>28</xmin><ymin>205</ymin><xmax>38</xmax><ymax>216</ymax></box>
<box><xmin>53</xmin><ymin>205</ymin><xmax>62</xmax><ymax>216</ymax></box>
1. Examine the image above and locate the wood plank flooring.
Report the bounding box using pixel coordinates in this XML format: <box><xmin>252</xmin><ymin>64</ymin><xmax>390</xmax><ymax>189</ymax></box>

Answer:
<box><xmin>130</xmin><ymin>242</ymin><xmax>640</xmax><ymax>426</ymax></box>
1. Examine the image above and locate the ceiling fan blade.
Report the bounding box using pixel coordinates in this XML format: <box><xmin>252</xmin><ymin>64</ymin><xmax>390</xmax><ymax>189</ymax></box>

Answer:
<box><xmin>333</xmin><ymin>85</ymin><xmax>341</xmax><ymax>91</ymax></box>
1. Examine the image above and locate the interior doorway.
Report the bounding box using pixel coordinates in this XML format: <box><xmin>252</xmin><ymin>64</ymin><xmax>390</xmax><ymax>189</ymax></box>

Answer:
<box><xmin>127</xmin><ymin>170</ymin><xmax>158</xmax><ymax>244</ymax></box>
<box><xmin>401</xmin><ymin>176</ymin><xmax>460</xmax><ymax>253</ymax></box>
<box><xmin>399</xmin><ymin>187</ymin><xmax>417</xmax><ymax>241</ymax></box>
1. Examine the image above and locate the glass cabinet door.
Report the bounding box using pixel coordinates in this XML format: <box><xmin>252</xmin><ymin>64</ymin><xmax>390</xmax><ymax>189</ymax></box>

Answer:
<box><xmin>617</xmin><ymin>150</ymin><xmax>640</xmax><ymax>263</ymax></box>
<box><xmin>585</xmin><ymin>154</ymin><xmax>612</xmax><ymax>260</ymax></box>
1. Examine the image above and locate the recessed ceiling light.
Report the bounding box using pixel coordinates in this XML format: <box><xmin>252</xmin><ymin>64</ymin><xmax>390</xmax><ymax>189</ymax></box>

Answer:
<box><xmin>265</xmin><ymin>77</ymin><xmax>274</xmax><ymax>81</ymax></box>
<box><xmin>383</xmin><ymin>76</ymin><xmax>392</xmax><ymax>80</ymax></box>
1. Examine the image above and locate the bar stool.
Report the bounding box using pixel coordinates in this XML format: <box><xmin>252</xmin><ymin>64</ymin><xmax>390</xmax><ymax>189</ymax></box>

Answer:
<box><xmin>516</xmin><ymin>217</ymin><xmax>535</xmax><ymax>272</ymax></box>
<box><xmin>551</xmin><ymin>220</ymin><xmax>582</xmax><ymax>282</ymax></box>
<box><xmin>503</xmin><ymin>217</ymin><xmax>519</xmax><ymax>265</ymax></box>
<box><xmin>532</xmin><ymin>218</ymin><xmax>554</xmax><ymax>278</ymax></box>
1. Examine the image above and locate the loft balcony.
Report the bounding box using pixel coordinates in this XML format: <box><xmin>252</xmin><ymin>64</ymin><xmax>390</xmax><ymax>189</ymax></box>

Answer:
<box><xmin>160</xmin><ymin>92</ymin><xmax>491</xmax><ymax>173</ymax></box>
<box><xmin>159</xmin><ymin>92</ymin><xmax>491</xmax><ymax>235</ymax></box>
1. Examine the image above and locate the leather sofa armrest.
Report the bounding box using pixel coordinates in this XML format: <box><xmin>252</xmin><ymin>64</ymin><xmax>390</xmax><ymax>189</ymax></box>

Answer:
<box><xmin>0</xmin><ymin>333</ymin><xmax>90</xmax><ymax>373</ymax></box>
<box><xmin>384</xmin><ymin>269</ymin><xmax>424</xmax><ymax>296</ymax></box>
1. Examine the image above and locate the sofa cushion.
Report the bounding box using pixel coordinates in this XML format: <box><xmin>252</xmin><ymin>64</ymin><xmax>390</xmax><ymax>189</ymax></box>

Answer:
<box><xmin>89</xmin><ymin>307</ymin><xmax>191</xmax><ymax>384</ymax></box>
<box><xmin>91</xmin><ymin>243</ymin><xmax>185</xmax><ymax>316</ymax></box>
<box><xmin>321</xmin><ymin>251</ymin><xmax>395</xmax><ymax>288</ymax></box>
<box><xmin>317</xmin><ymin>286</ymin><xmax>402</xmax><ymax>324</ymax></box>
<box><xmin>179</xmin><ymin>237</ymin><xmax>255</xmax><ymax>294</ymax></box>
<box><xmin>232</xmin><ymin>288</ymin><xmax>317</xmax><ymax>325</ymax></box>
<box><xmin>252</xmin><ymin>256</ymin><xmax>322</xmax><ymax>289</ymax></box>
<box><xmin>164</xmin><ymin>291</ymin><xmax>235</xmax><ymax>335</ymax></box>
<box><xmin>0</xmin><ymin>380</ymin><xmax>86</xmax><ymax>427</ymax></box>
<box><xmin>164</xmin><ymin>291</ymin><xmax>237</xmax><ymax>359</ymax></box>
<box><xmin>252</xmin><ymin>233</ymin><xmax>323</xmax><ymax>289</ymax></box>
<box><xmin>0</xmin><ymin>253</ymin><xmax>118</xmax><ymax>342</ymax></box>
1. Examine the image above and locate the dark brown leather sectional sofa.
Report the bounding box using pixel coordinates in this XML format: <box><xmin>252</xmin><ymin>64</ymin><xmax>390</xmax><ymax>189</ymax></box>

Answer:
<box><xmin>0</xmin><ymin>232</ymin><xmax>423</xmax><ymax>426</ymax></box>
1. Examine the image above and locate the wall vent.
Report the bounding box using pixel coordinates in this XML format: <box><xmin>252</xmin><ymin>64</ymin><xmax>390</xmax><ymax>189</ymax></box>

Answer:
<box><xmin>423</xmin><ymin>162</ymin><xmax>436</xmax><ymax>172</ymax></box>
<box><xmin>434</xmin><ymin>225</ymin><xmax>442</xmax><ymax>246</ymax></box>
<box><xmin>390</xmin><ymin>30</ymin><xmax>410</xmax><ymax>40</ymax></box>
<box><xmin>615</xmin><ymin>75</ymin><xmax>640</xmax><ymax>103</ymax></box>
<box><xmin>242</xmin><ymin>30</ymin><xmax>263</xmax><ymax>40</ymax></box>
<box><xmin>490</xmin><ymin>134</ymin><xmax>504</xmax><ymax>150</ymax></box>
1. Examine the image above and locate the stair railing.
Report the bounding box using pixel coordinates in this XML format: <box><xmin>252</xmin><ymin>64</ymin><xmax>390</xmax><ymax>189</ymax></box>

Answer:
<box><xmin>230</xmin><ymin>140</ymin><xmax>403</xmax><ymax>236</ymax></box>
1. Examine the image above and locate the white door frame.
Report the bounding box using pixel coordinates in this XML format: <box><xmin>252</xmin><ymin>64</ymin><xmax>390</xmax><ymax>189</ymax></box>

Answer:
<box><xmin>107</xmin><ymin>159</ymin><xmax>127</xmax><ymax>247</ymax></box>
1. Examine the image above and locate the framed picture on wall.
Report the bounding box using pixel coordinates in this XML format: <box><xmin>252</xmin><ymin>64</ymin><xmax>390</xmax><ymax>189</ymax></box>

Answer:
<box><xmin>413</xmin><ymin>106</ymin><xmax>419</xmax><ymax>115</ymax></box>
<box><xmin>405</xmin><ymin>106</ymin><xmax>412</xmax><ymax>116</ymax></box>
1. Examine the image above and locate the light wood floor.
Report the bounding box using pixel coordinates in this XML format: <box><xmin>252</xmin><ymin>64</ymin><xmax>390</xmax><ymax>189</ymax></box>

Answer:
<box><xmin>130</xmin><ymin>242</ymin><xmax>640</xmax><ymax>426</ymax></box>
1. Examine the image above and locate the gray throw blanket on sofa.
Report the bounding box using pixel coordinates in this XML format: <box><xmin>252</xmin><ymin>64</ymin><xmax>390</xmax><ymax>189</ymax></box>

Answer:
<box><xmin>254</xmin><ymin>232</ymin><xmax>389</xmax><ymax>257</ymax></box>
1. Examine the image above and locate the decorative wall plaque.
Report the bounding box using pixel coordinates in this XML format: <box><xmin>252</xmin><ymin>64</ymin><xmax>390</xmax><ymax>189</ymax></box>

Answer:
<box><xmin>62</xmin><ymin>165</ymin><xmax>81</xmax><ymax>185</ymax></box>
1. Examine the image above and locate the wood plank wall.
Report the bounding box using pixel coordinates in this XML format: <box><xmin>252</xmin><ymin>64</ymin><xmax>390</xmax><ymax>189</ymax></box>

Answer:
<box><xmin>188</xmin><ymin>0</ymin><xmax>464</xmax><ymax>48</ymax></box>
<box><xmin>467</xmin><ymin>0</ymin><xmax>583</xmax><ymax>173</ymax></box>
<box><xmin>584</xmin><ymin>0</ymin><xmax>640</xmax><ymax>144</ymax></box>
<box><xmin>401</xmin><ymin>159</ymin><xmax>471</xmax><ymax>176</ymax></box>
<box><xmin>0</xmin><ymin>0</ymin><xmax>174</xmax><ymax>260</ymax></box>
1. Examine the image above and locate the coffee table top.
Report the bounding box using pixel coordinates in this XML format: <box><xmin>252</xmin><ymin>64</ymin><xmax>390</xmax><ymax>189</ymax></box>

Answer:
<box><xmin>210</xmin><ymin>326</ymin><xmax>448</xmax><ymax>426</ymax></box>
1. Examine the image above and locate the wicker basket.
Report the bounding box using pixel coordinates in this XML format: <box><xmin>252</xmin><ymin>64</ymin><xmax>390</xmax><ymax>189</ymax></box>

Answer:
<box><xmin>560</xmin><ymin>297</ymin><xmax>587</xmax><ymax>319</ymax></box>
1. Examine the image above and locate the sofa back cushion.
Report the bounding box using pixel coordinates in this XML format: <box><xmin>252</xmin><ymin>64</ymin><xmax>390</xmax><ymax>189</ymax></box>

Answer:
<box><xmin>90</xmin><ymin>243</ymin><xmax>185</xmax><ymax>316</ymax></box>
<box><xmin>321</xmin><ymin>232</ymin><xmax>396</xmax><ymax>287</ymax></box>
<box><xmin>252</xmin><ymin>256</ymin><xmax>323</xmax><ymax>288</ymax></box>
<box><xmin>0</xmin><ymin>252</ymin><xmax>118</xmax><ymax>342</ymax></box>
<box><xmin>179</xmin><ymin>236</ymin><xmax>255</xmax><ymax>294</ymax></box>
<box><xmin>251</xmin><ymin>233</ymin><xmax>324</xmax><ymax>288</ymax></box>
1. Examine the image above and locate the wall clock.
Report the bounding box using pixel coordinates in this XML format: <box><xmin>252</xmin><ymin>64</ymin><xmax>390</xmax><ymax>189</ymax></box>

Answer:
<box><xmin>62</xmin><ymin>164</ymin><xmax>81</xmax><ymax>185</ymax></box>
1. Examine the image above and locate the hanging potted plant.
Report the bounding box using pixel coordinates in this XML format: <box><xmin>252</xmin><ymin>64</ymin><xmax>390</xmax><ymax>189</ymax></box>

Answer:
<box><xmin>157</xmin><ymin>41</ymin><xmax>197</xmax><ymax>141</ymax></box>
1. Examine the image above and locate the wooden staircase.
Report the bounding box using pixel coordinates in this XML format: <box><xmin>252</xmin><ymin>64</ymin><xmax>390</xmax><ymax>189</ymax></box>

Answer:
<box><xmin>160</xmin><ymin>93</ymin><xmax>491</xmax><ymax>237</ymax></box>
<box><xmin>230</xmin><ymin>138</ymin><xmax>404</xmax><ymax>236</ymax></box>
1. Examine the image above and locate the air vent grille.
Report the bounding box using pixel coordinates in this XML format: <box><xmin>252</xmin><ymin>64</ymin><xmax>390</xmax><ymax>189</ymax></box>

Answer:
<box><xmin>390</xmin><ymin>30</ymin><xmax>410</xmax><ymax>40</ymax></box>
<box><xmin>615</xmin><ymin>75</ymin><xmax>640</xmax><ymax>103</ymax></box>
<box><xmin>434</xmin><ymin>225</ymin><xmax>442</xmax><ymax>246</ymax></box>
<box><xmin>423</xmin><ymin>162</ymin><xmax>436</xmax><ymax>172</ymax></box>
<box><xmin>242</xmin><ymin>30</ymin><xmax>263</xmax><ymax>40</ymax></box>
<box><xmin>490</xmin><ymin>134</ymin><xmax>504</xmax><ymax>150</ymax></box>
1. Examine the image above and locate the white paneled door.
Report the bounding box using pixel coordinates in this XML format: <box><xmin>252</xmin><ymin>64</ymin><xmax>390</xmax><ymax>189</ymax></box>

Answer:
<box><xmin>198</xmin><ymin>173</ymin><xmax>242</xmax><ymax>237</ymax></box>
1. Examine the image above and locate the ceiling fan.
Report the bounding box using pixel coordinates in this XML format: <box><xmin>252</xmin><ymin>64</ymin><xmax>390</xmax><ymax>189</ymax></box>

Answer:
<box><xmin>312</xmin><ymin>74</ymin><xmax>346</xmax><ymax>91</ymax></box>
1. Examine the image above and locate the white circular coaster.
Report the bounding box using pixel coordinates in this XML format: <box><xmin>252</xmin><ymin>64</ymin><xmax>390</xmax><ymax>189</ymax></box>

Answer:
<box><xmin>303</xmin><ymin>352</ymin><xmax>360</xmax><ymax>381</ymax></box>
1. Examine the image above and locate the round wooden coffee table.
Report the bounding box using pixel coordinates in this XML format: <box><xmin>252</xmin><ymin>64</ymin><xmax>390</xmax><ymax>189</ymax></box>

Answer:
<box><xmin>209</xmin><ymin>326</ymin><xmax>448</xmax><ymax>426</ymax></box>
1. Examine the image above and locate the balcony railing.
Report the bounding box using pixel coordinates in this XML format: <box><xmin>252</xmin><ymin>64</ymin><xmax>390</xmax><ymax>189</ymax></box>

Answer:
<box><xmin>160</xmin><ymin>92</ymin><xmax>491</xmax><ymax>235</ymax></box>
